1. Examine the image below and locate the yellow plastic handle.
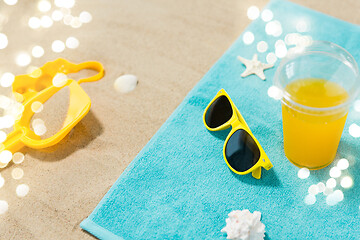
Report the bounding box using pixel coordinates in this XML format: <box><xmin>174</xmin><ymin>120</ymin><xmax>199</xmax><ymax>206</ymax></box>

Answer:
<box><xmin>76</xmin><ymin>61</ymin><xmax>105</xmax><ymax>84</ymax></box>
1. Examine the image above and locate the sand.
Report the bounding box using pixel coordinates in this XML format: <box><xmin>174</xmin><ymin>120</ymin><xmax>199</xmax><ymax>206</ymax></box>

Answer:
<box><xmin>0</xmin><ymin>0</ymin><xmax>359</xmax><ymax>239</ymax></box>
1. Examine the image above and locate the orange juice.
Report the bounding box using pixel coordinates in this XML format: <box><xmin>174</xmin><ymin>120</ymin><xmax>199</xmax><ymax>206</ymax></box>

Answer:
<box><xmin>282</xmin><ymin>78</ymin><xmax>349</xmax><ymax>169</ymax></box>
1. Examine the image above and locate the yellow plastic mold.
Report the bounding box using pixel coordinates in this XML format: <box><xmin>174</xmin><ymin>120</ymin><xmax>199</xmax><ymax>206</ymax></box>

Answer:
<box><xmin>0</xmin><ymin>58</ymin><xmax>104</xmax><ymax>168</ymax></box>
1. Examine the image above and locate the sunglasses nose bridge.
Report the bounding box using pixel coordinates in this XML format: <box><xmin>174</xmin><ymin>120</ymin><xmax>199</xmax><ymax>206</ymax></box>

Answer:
<box><xmin>230</xmin><ymin>117</ymin><xmax>241</xmax><ymax>129</ymax></box>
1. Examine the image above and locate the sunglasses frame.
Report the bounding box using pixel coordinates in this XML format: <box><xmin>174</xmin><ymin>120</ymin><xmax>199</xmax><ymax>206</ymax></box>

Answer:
<box><xmin>203</xmin><ymin>89</ymin><xmax>273</xmax><ymax>179</ymax></box>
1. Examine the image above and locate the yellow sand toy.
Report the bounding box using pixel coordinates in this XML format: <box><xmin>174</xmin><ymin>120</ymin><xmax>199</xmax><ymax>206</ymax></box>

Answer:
<box><xmin>0</xmin><ymin>58</ymin><xmax>104</xmax><ymax>168</ymax></box>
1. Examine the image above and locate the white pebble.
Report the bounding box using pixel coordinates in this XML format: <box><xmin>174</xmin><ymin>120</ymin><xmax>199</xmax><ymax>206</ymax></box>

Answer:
<box><xmin>114</xmin><ymin>74</ymin><xmax>138</xmax><ymax>93</ymax></box>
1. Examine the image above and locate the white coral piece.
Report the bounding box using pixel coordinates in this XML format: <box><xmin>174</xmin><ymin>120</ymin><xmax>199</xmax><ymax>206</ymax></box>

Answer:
<box><xmin>221</xmin><ymin>209</ymin><xmax>265</xmax><ymax>240</ymax></box>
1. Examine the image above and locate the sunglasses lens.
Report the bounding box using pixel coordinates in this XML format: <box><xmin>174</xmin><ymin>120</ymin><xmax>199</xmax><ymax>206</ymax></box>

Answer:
<box><xmin>225</xmin><ymin>129</ymin><xmax>260</xmax><ymax>172</ymax></box>
<box><xmin>205</xmin><ymin>95</ymin><xmax>233</xmax><ymax>128</ymax></box>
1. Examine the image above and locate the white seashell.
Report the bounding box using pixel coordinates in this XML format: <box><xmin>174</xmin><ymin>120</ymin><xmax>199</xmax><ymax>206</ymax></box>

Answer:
<box><xmin>221</xmin><ymin>209</ymin><xmax>265</xmax><ymax>240</ymax></box>
<box><xmin>114</xmin><ymin>74</ymin><xmax>138</xmax><ymax>93</ymax></box>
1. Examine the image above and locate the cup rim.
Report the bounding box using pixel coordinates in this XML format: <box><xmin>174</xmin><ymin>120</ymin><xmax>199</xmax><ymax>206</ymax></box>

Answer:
<box><xmin>274</xmin><ymin>40</ymin><xmax>360</xmax><ymax>113</ymax></box>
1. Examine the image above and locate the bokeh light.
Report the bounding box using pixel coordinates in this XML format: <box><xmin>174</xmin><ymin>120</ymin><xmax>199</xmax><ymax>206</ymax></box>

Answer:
<box><xmin>54</xmin><ymin>0</ymin><xmax>75</xmax><ymax>9</ymax></box>
<box><xmin>16</xmin><ymin>52</ymin><xmax>31</xmax><ymax>67</ymax></box>
<box><xmin>40</xmin><ymin>16</ymin><xmax>53</xmax><ymax>28</ymax></box>
<box><xmin>329</xmin><ymin>166</ymin><xmax>341</xmax><ymax>178</ymax></box>
<box><xmin>267</xmin><ymin>86</ymin><xmax>283</xmax><ymax>100</ymax></box>
<box><xmin>38</xmin><ymin>0</ymin><xmax>51</xmax><ymax>13</ymax></box>
<box><xmin>337</xmin><ymin>158</ymin><xmax>349</xmax><ymax>170</ymax></box>
<box><xmin>317</xmin><ymin>182</ymin><xmax>325</xmax><ymax>193</ymax></box>
<box><xmin>266</xmin><ymin>52</ymin><xmax>277</xmax><ymax>64</ymax></box>
<box><xmin>326</xmin><ymin>190</ymin><xmax>344</xmax><ymax>206</ymax></box>
<box><xmin>261</xmin><ymin>9</ymin><xmax>273</xmax><ymax>22</ymax></box>
<box><xmin>354</xmin><ymin>100</ymin><xmax>360</xmax><ymax>112</ymax></box>
<box><xmin>243</xmin><ymin>31</ymin><xmax>254</xmax><ymax>45</ymax></box>
<box><xmin>32</xmin><ymin>118</ymin><xmax>44</xmax><ymax>128</ymax></box>
<box><xmin>308</xmin><ymin>184</ymin><xmax>319</xmax><ymax>195</ymax></box>
<box><xmin>296</xmin><ymin>20</ymin><xmax>309</xmax><ymax>32</ymax></box>
<box><xmin>63</xmin><ymin>15</ymin><xmax>73</xmax><ymax>25</ymax></box>
<box><xmin>0</xmin><ymin>115</ymin><xmax>15</xmax><ymax>129</ymax></box>
<box><xmin>0</xmin><ymin>200</ymin><xmax>8</xmax><ymax>214</ymax></box>
<box><xmin>66</xmin><ymin>36</ymin><xmax>79</xmax><ymax>49</ymax></box>
<box><xmin>340</xmin><ymin>176</ymin><xmax>353</xmax><ymax>189</ymax></box>
<box><xmin>79</xmin><ymin>11</ymin><xmax>92</xmax><ymax>23</ymax></box>
<box><xmin>297</xmin><ymin>35</ymin><xmax>313</xmax><ymax>48</ymax></box>
<box><xmin>0</xmin><ymin>150</ymin><xmax>12</xmax><ymax>164</ymax></box>
<box><xmin>349</xmin><ymin>123</ymin><xmax>360</xmax><ymax>138</ymax></box>
<box><xmin>52</xmin><ymin>40</ymin><xmax>65</xmax><ymax>53</ymax></box>
<box><xmin>257</xmin><ymin>41</ymin><xmax>268</xmax><ymax>53</ymax></box>
<box><xmin>32</xmin><ymin>45</ymin><xmax>44</xmax><ymax>58</ymax></box>
<box><xmin>13</xmin><ymin>92</ymin><xmax>24</xmax><ymax>103</ymax></box>
<box><xmin>11</xmin><ymin>167</ymin><xmax>24</xmax><ymax>180</ymax></box>
<box><xmin>0</xmin><ymin>131</ymin><xmax>6</xmax><ymax>143</ymax></box>
<box><xmin>0</xmin><ymin>174</ymin><xmax>4</xmax><ymax>188</ymax></box>
<box><xmin>34</xmin><ymin>124</ymin><xmax>47</xmax><ymax>136</ymax></box>
<box><xmin>16</xmin><ymin>184</ymin><xmax>29</xmax><ymax>197</ymax></box>
<box><xmin>31</xmin><ymin>101</ymin><xmax>43</xmax><ymax>113</ymax></box>
<box><xmin>326</xmin><ymin>178</ymin><xmax>336</xmax><ymax>189</ymax></box>
<box><xmin>0</xmin><ymin>33</ymin><xmax>8</xmax><ymax>49</ymax></box>
<box><xmin>12</xmin><ymin>152</ymin><xmax>24</xmax><ymax>164</ymax></box>
<box><xmin>0</xmin><ymin>72</ymin><xmax>15</xmax><ymax>87</ymax></box>
<box><xmin>265</xmin><ymin>20</ymin><xmax>282</xmax><ymax>37</ymax></box>
<box><xmin>28</xmin><ymin>17</ymin><xmax>41</xmax><ymax>29</ymax></box>
<box><xmin>323</xmin><ymin>187</ymin><xmax>333</xmax><ymax>196</ymax></box>
<box><xmin>0</xmin><ymin>96</ymin><xmax>11</xmax><ymax>109</ymax></box>
<box><xmin>285</xmin><ymin>33</ymin><xmax>301</xmax><ymax>46</ymax></box>
<box><xmin>275</xmin><ymin>40</ymin><xmax>287</xmax><ymax>58</ymax></box>
<box><xmin>70</xmin><ymin>17</ymin><xmax>82</xmax><ymax>28</ymax></box>
<box><xmin>4</xmin><ymin>0</ymin><xmax>17</xmax><ymax>6</ymax></box>
<box><xmin>304</xmin><ymin>194</ymin><xmax>316</xmax><ymax>205</ymax></box>
<box><xmin>297</xmin><ymin>167</ymin><xmax>310</xmax><ymax>180</ymax></box>
<box><xmin>52</xmin><ymin>10</ymin><xmax>63</xmax><ymax>21</ymax></box>
<box><xmin>28</xmin><ymin>67</ymin><xmax>42</xmax><ymax>78</ymax></box>
<box><xmin>247</xmin><ymin>6</ymin><xmax>259</xmax><ymax>20</ymax></box>
<box><xmin>52</xmin><ymin>73</ymin><xmax>68</xmax><ymax>87</ymax></box>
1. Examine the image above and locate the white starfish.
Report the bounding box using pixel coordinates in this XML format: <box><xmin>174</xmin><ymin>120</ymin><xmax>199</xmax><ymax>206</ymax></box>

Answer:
<box><xmin>237</xmin><ymin>54</ymin><xmax>274</xmax><ymax>80</ymax></box>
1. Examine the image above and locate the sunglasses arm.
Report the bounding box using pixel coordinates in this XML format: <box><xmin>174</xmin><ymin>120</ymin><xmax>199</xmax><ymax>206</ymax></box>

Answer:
<box><xmin>251</xmin><ymin>167</ymin><xmax>262</xmax><ymax>179</ymax></box>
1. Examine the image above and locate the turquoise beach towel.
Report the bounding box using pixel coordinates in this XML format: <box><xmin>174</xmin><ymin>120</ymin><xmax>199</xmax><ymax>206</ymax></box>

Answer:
<box><xmin>81</xmin><ymin>0</ymin><xmax>360</xmax><ymax>239</ymax></box>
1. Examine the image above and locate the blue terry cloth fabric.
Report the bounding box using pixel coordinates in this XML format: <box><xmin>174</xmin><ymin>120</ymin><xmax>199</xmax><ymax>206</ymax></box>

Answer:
<box><xmin>81</xmin><ymin>0</ymin><xmax>360</xmax><ymax>239</ymax></box>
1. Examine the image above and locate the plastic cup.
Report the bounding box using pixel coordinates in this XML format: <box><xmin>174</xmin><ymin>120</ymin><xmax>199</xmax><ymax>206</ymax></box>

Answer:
<box><xmin>274</xmin><ymin>41</ymin><xmax>360</xmax><ymax>169</ymax></box>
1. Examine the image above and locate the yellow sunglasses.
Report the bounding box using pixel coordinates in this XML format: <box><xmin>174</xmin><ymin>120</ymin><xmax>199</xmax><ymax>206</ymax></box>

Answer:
<box><xmin>203</xmin><ymin>89</ymin><xmax>273</xmax><ymax>179</ymax></box>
